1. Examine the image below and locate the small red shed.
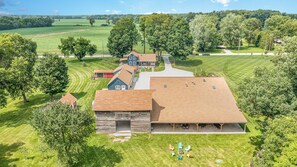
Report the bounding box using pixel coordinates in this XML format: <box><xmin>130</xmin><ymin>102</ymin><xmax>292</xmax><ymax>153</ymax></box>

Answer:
<box><xmin>94</xmin><ymin>70</ymin><xmax>114</xmax><ymax>79</ymax></box>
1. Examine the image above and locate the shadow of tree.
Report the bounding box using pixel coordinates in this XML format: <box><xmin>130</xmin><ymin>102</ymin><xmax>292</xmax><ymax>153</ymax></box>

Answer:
<box><xmin>0</xmin><ymin>142</ymin><xmax>24</xmax><ymax>167</ymax></box>
<box><xmin>0</xmin><ymin>93</ymin><xmax>51</xmax><ymax>128</ymax></box>
<box><xmin>72</xmin><ymin>92</ymin><xmax>87</xmax><ymax>100</ymax></box>
<box><xmin>175</xmin><ymin>59</ymin><xmax>203</xmax><ymax>67</ymax></box>
<box><xmin>76</xmin><ymin>145</ymin><xmax>123</xmax><ymax>167</ymax></box>
<box><xmin>0</xmin><ymin>109</ymin><xmax>31</xmax><ymax>127</ymax></box>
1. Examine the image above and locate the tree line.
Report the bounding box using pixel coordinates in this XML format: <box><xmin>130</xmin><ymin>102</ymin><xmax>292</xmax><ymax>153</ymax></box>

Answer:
<box><xmin>238</xmin><ymin>37</ymin><xmax>297</xmax><ymax>166</ymax></box>
<box><xmin>107</xmin><ymin>12</ymin><xmax>297</xmax><ymax>60</ymax></box>
<box><xmin>0</xmin><ymin>16</ymin><xmax>54</xmax><ymax>30</ymax></box>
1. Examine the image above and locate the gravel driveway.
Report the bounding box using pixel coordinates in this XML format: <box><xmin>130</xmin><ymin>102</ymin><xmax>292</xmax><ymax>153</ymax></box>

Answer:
<box><xmin>134</xmin><ymin>55</ymin><xmax>194</xmax><ymax>89</ymax></box>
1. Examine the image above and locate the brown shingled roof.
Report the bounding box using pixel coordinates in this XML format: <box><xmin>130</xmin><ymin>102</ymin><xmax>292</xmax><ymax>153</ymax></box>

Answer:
<box><xmin>94</xmin><ymin>70</ymin><xmax>114</xmax><ymax>74</ymax></box>
<box><xmin>138</xmin><ymin>54</ymin><xmax>157</xmax><ymax>62</ymax></box>
<box><xmin>108</xmin><ymin>69</ymin><xmax>133</xmax><ymax>87</ymax></box>
<box><xmin>113</xmin><ymin>64</ymin><xmax>135</xmax><ymax>74</ymax></box>
<box><xmin>93</xmin><ymin>90</ymin><xmax>154</xmax><ymax>111</ymax></box>
<box><xmin>59</xmin><ymin>93</ymin><xmax>77</xmax><ymax>105</ymax></box>
<box><xmin>124</xmin><ymin>50</ymin><xmax>141</xmax><ymax>57</ymax></box>
<box><xmin>150</xmin><ymin>77</ymin><xmax>247</xmax><ymax>124</ymax></box>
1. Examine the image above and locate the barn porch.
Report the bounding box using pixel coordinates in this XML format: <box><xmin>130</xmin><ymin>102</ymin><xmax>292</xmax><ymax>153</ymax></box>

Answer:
<box><xmin>151</xmin><ymin>123</ymin><xmax>246</xmax><ymax>134</ymax></box>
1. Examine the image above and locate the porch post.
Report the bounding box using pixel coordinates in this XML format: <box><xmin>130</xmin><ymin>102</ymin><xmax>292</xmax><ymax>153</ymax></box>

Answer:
<box><xmin>196</xmin><ymin>123</ymin><xmax>199</xmax><ymax>132</ymax></box>
<box><xmin>173</xmin><ymin>123</ymin><xmax>175</xmax><ymax>131</ymax></box>
<box><xmin>244</xmin><ymin>123</ymin><xmax>247</xmax><ymax>132</ymax></box>
<box><xmin>220</xmin><ymin>123</ymin><xmax>224</xmax><ymax>132</ymax></box>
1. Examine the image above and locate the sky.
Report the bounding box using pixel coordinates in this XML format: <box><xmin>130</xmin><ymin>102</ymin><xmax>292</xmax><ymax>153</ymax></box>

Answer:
<box><xmin>0</xmin><ymin>0</ymin><xmax>296</xmax><ymax>15</ymax></box>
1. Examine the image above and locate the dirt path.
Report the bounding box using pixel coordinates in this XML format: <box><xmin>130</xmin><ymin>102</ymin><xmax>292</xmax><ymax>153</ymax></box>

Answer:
<box><xmin>25</xmin><ymin>29</ymin><xmax>86</xmax><ymax>38</ymax></box>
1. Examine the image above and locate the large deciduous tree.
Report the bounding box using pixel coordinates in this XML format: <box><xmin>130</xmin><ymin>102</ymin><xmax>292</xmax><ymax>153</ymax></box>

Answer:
<box><xmin>139</xmin><ymin>16</ymin><xmax>148</xmax><ymax>54</ymax></box>
<box><xmin>276</xmin><ymin>36</ymin><xmax>297</xmax><ymax>54</ymax></box>
<box><xmin>59</xmin><ymin>37</ymin><xmax>97</xmax><ymax>61</ymax></box>
<box><xmin>253</xmin><ymin>116</ymin><xmax>297</xmax><ymax>167</ymax></box>
<box><xmin>31</xmin><ymin>102</ymin><xmax>94</xmax><ymax>166</ymax></box>
<box><xmin>264</xmin><ymin>15</ymin><xmax>291</xmax><ymax>39</ymax></box>
<box><xmin>242</xmin><ymin>18</ymin><xmax>261</xmax><ymax>46</ymax></box>
<box><xmin>107</xmin><ymin>17</ymin><xmax>140</xmax><ymax>58</ymax></box>
<box><xmin>238</xmin><ymin>67</ymin><xmax>296</xmax><ymax>118</ymax></box>
<box><xmin>88</xmin><ymin>17</ymin><xmax>95</xmax><ymax>26</ymax></box>
<box><xmin>0</xmin><ymin>68</ymin><xmax>10</xmax><ymax>108</ymax></box>
<box><xmin>220</xmin><ymin>13</ymin><xmax>244</xmax><ymax>48</ymax></box>
<box><xmin>0</xmin><ymin>33</ymin><xmax>37</xmax><ymax>69</ymax></box>
<box><xmin>144</xmin><ymin>14</ymin><xmax>172</xmax><ymax>56</ymax></box>
<box><xmin>274</xmin><ymin>36</ymin><xmax>297</xmax><ymax>95</ymax></box>
<box><xmin>7</xmin><ymin>57</ymin><xmax>35</xmax><ymax>103</ymax></box>
<box><xmin>189</xmin><ymin>15</ymin><xmax>220</xmax><ymax>52</ymax></box>
<box><xmin>166</xmin><ymin>17</ymin><xmax>193</xmax><ymax>60</ymax></box>
<box><xmin>35</xmin><ymin>53</ymin><xmax>69</xmax><ymax>98</ymax></box>
<box><xmin>0</xmin><ymin>33</ymin><xmax>37</xmax><ymax>103</ymax></box>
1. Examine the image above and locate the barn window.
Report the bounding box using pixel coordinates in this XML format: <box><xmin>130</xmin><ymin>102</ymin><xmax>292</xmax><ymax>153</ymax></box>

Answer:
<box><xmin>115</xmin><ymin>85</ymin><xmax>121</xmax><ymax>90</ymax></box>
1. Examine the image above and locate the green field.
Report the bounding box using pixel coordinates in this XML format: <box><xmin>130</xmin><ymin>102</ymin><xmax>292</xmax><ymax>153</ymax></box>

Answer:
<box><xmin>0</xmin><ymin>19</ymin><xmax>148</xmax><ymax>55</ymax></box>
<box><xmin>0</xmin><ymin>55</ymin><xmax>273</xmax><ymax>166</ymax></box>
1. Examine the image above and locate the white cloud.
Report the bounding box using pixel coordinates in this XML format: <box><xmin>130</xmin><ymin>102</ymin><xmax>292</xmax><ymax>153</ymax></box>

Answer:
<box><xmin>105</xmin><ymin>9</ymin><xmax>121</xmax><ymax>14</ymax></box>
<box><xmin>211</xmin><ymin>0</ymin><xmax>231</xmax><ymax>7</ymax></box>
<box><xmin>171</xmin><ymin>8</ymin><xmax>177</xmax><ymax>12</ymax></box>
<box><xmin>119</xmin><ymin>0</ymin><xmax>125</xmax><ymax>4</ymax></box>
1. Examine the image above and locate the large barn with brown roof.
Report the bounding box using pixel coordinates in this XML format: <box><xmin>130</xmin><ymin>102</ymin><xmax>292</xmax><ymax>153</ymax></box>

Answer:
<box><xmin>93</xmin><ymin>77</ymin><xmax>247</xmax><ymax>134</ymax></box>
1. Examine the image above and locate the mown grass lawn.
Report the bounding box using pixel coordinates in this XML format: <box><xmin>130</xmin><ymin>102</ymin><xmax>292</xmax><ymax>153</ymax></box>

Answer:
<box><xmin>0</xmin><ymin>56</ymin><xmax>270</xmax><ymax>167</ymax></box>
<box><xmin>172</xmin><ymin>55</ymin><xmax>275</xmax><ymax>94</ymax></box>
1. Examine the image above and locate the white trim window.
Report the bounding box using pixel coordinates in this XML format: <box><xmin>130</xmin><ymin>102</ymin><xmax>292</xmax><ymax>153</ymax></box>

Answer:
<box><xmin>115</xmin><ymin>85</ymin><xmax>121</xmax><ymax>90</ymax></box>
<box><xmin>133</xmin><ymin>61</ymin><xmax>136</xmax><ymax>66</ymax></box>
<box><xmin>121</xmin><ymin>85</ymin><xmax>126</xmax><ymax>90</ymax></box>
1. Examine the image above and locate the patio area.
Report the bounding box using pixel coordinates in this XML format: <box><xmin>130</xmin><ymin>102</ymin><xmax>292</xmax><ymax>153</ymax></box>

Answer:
<box><xmin>151</xmin><ymin>123</ymin><xmax>246</xmax><ymax>134</ymax></box>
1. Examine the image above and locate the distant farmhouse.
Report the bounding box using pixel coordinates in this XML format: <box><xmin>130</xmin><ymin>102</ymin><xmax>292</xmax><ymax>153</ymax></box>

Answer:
<box><xmin>93</xmin><ymin>77</ymin><xmax>247</xmax><ymax>134</ymax></box>
<box><xmin>122</xmin><ymin>50</ymin><xmax>157</xmax><ymax>68</ymax></box>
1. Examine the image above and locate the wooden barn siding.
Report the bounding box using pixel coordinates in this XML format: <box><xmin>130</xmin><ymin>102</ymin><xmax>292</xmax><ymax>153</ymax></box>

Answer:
<box><xmin>131</xmin><ymin>112</ymin><xmax>151</xmax><ymax>132</ymax></box>
<box><xmin>95</xmin><ymin>112</ymin><xmax>116</xmax><ymax>133</ymax></box>
<box><xmin>95</xmin><ymin>111</ymin><xmax>151</xmax><ymax>133</ymax></box>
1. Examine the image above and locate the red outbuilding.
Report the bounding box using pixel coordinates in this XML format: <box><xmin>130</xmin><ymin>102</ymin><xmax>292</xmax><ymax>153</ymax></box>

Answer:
<box><xmin>94</xmin><ymin>70</ymin><xmax>114</xmax><ymax>79</ymax></box>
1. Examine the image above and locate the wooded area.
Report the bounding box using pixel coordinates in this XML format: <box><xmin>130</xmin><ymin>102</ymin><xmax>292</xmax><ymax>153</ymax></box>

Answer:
<box><xmin>0</xmin><ymin>16</ymin><xmax>54</xmax><ymax>30</ymax></box>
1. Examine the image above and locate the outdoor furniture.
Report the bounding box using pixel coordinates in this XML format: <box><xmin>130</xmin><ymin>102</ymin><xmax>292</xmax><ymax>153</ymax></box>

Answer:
<box><xmin>185</xmin><ymin>145</ymin><xmax>191</xmax><ymax>152</ymax></box>
<box><xmin>171</xmin><ymin>152</ymin><xmax>175</xmax><ymax>156</ymax></box>
<box><xmin>177</xmin><ymin>155</ymin><xmax>183</xmax><ymax>160</ymax></box>
<box><xmin>178</xmin><ymin>142</ymin><xmax>183</xmax><ymax>150</ymax></box>
<box><xmin>169</xmin><ymin>144</ymin><xmax>174</xmax><ymax>151</ymax></box>
<box><xmin>187</xmin><ymin>154</ymin><xmax>191</xmax><ymax>158</ymax></box>
<box><xmin>179</xmin><ymin>150</ymin><xmax>184</xmax><ymax>155</ymax></box>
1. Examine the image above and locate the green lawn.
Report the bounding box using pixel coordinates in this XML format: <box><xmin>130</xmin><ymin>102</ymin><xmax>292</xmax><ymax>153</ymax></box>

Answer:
<box><xmin>0</xmin><ymin>56</ymin><xmax>270</xmax><ymax>167</ymax></box>
<box><xmin>171</xmin><ymin>55</ymin><xmax>275</xmax><ymax>94</ymax></box>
